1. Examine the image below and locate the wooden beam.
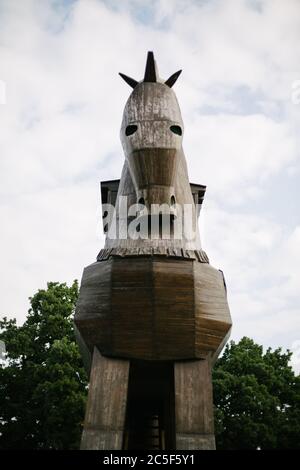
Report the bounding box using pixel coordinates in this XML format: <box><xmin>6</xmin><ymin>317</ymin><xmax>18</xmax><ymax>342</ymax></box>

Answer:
<box><xmin>174</xmin><ymin>358</ymin><xmax>216</xmax><ymax>450</ymax></box>
<box><xmin>81</xmin><ymin>347</ymin><xmax>129</xmax><ymax>450</ymax></box>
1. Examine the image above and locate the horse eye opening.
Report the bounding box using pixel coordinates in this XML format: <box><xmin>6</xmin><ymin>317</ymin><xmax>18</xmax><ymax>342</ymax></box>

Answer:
<box><xmin>125</xmin><ymin>125</ymin><xmax>138</xmax><ymax>136</ymax></box>
<box><xmin>170</xmin><ymin>125</ymin><xmax>182</xmax><ymax>136</ymax></box>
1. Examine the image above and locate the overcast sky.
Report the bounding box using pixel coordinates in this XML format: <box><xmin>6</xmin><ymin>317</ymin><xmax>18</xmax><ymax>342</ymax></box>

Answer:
<box><xmin>0</xmin><ymin>0</ymin><xmax>300</xmax><ymax>371</ymax></box>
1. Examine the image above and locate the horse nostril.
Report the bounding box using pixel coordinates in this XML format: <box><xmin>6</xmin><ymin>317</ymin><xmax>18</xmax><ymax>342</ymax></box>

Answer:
<box><xmin>170</xmin><ymin>125</ymin><xmax>182</xmax><ymax>136</ymax></box>
<box><xmin>125</xmin><ymin>125</ymin><xmax>138</xmax><ymax>136</ymax></box>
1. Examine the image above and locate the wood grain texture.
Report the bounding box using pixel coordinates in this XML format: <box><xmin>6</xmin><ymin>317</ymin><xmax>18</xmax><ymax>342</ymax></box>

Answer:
<box><xmin>194</xmin><ymin>262</ymin><xmax>232</xmax><ymax>361</ymax></box>
<box><xmin>75</xmin><ymin>261</ymin><xmax>113</xmax><ymax>356</ymax></box>
<box><xmin>100</xmin><ymin>81</ymin><xmax>203</xmax><ymax>252</ymax></box>
<box><xmin>174</xmin><ymin>359</ymin><xmax>216</xmax><ymax>450</ymax></box>
<box><xmin>81</xmin><ymin>347</ymin><xmax>129</xmax><ymax>450</ymax></box>
<box><xmin>75</xmin><ymin>257</ymin><xmax>231</xmax><ymax>363</ymax></box>
<box><xmin>75</xmin><ymin>55</ymin><xmax>232</xmax><ymax>450</ymax></box>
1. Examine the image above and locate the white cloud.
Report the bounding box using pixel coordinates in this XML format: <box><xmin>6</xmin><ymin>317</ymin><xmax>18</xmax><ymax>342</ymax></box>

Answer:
<box><xmin>185</xmin><ymin>113</ymin><xmax>297</xmax><ymax>205</ymax></box>
<box><xmin>0</xmin><ymin>0</ymin><xmax>299</xmax><ymax>370</ymax></box>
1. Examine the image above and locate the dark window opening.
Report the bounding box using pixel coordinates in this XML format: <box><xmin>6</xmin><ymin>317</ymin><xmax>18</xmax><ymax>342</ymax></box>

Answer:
<box><xmin>103</xmin><ymin>210</ymin><xmax>109</xmax><ymax>233</ymax></box>
<box><xmin>101</xmin><ymin>187</ymin><xmax>109</xmax><ymax>205</ymax></box>
<box><xmin>126</xmin><ymin>124</ymin><xmax>138</xmax><ymax>136</ymax></box>
<box><xmin>170</xmin><ymin>125</ymin><xmax>182</xmax><ymax>136</ymax></box>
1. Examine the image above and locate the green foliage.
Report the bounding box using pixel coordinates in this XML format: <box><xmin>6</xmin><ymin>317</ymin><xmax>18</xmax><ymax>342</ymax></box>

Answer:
<box><xmin>0</xmin><ymin>281</ymin><xmax>88</xmax><ymax>449</ymax></box>
<box><xmin>213</xmin><ymin>337</ymin><xmax>300</xmax><ymax>449</ymax></box>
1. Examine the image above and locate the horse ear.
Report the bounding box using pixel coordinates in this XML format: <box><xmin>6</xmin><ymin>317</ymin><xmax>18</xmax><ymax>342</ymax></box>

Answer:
<box><xmin>120</xmin><ymin>52</ymin><xmax>182</xmax><ymax>89</ymax></box>
<box><xmin>119</xmin><ymin>73</ymin><xmax>138</xmax><ymax>89</ymax></box>
<box><xmin>165</xmin><ymin>70</ymin><xmax>182</xmax><ymax>88</ymax></box>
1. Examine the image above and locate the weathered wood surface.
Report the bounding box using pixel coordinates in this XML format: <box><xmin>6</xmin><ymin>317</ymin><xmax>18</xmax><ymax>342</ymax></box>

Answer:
<box><xmin>194</xmin><ymin>262</ymin><xmax>232</xmax><ymax>362</ymax></box>
<box><xmin>75</xmin><ymin>261</ymin><xmax>112</xmax><ymax>359</ymax></box>
<box><xmin>102</xmin><ymin>79</ymin><xmax>202</xmax><ymax>252</ymax></box>
<box><xmin>75</xmin><ymin>55</ymin><xmax>231</xmax><ymax>365</ymax></box>
<box><xmin>75</xmin><ymin>257</ymin><xmax>231</xmax><ymax>363</ymax></box>
<box><xmin>174</xmin><ymin>358</ymin><xmax>215</xmax><ymax>450</ymax></box>
<box><xmin>81</xmin><ymin>347</ymin><xmax>129</xmax><ymax>450</ymax></box>
<box><xmin>75</xmin><ymin>53</ymin><xmax>232</xmax><ymax>450</ymax></box>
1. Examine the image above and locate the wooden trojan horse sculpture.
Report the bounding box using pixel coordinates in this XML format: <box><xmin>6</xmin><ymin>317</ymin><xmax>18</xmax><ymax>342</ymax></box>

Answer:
<box><xmin>74</xmin><ymin>52</ymin><xmax>232</xmax><ymax>450</ymax></box>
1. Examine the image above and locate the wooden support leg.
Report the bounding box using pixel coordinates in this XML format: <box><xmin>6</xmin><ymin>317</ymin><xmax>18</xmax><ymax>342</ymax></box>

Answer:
<box><xmin>174</xmin><ymin>358</ymin><xmax>216</xmax><ymax>450</ymax></box>
<box><xmin>80</xmin><ymin>347</ymin><xmax>130</xmax><ymax>450</ymax></box>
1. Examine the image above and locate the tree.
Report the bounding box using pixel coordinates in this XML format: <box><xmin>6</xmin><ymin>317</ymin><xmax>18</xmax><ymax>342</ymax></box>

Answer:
<box><xmin>0</xmin><ymin>281</ymin><xmax>87</xmax><ymax>449</ymax></box>
<box><xmin>213</xmin><ymin>337</ymin><xmax>300</xmax><ymax>449</ymax></box>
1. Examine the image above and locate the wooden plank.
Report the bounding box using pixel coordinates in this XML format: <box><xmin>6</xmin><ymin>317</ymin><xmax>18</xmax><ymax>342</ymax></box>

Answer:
<box><xmin>112</xmin><ymin>257</ymin><xmax>153</xmax><ymax>358</ymax></box>
<box><xmin>174</xmin><ymin>359</ymin><xmax>215</xmax><ymax>450</ymax></box>
<box><xmin>153</xmin><ymin>258</ymin><xmax>195</xmax><ymax>360</ymax></box>
<box><xmin>81</xmin><ymin>347</ymin><xmax>129</xmax><ymax>450</ymax></box>
<box><xmin>194</xmin><ymin>262</ymin><xmax>231</xmax><ymax>358</ymax></box>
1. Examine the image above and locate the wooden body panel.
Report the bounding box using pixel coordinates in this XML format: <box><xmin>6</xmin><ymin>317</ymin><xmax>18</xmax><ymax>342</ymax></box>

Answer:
<box><xmin>194</xmin><ymin>262</ymin><xmax>232</xmax><ymax>359</ymax></box>
<box><xmin>153</xmin><ymin>259</ymin><xmax>195</xmax><ymax>359</ymax></box>
<box><xmin>74</xmin><ymin>256</ymin><xmax>231</xmax><ymax>362</ymax></box>
<box><xmin>75</xmin><ymin>261</ymin><xmax>112</xmax><ymax>355</ymax></box>
<box><xmin>111</xmin><ymin>258</ymin><xmax>153</xmax><ymax>358</ymax></box>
